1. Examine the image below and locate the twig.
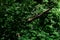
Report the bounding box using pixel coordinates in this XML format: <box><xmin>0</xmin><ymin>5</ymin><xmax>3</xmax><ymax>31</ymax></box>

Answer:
<box><xmin>27</xmin><ymin>8</ymin><xmax>52</xmax><ymax>22</ymax></box>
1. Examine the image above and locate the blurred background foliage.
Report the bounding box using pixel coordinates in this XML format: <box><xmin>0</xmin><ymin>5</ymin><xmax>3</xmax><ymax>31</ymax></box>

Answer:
<box><xmin>0</xmin><ymin>0</ymin><xmax>60</xmax><ymax>40</ymax></box>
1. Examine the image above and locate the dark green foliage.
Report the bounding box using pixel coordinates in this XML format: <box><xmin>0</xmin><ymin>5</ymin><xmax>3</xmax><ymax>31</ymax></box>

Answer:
<box><xmin>34</xmin><ymin>0</ymin><xmax>43</xmax><ymax>4</ymax></box>
<box><xmin>0</xmin><ymin>0</ymin><xmax>60</xmax><ymax>40</ymax></box>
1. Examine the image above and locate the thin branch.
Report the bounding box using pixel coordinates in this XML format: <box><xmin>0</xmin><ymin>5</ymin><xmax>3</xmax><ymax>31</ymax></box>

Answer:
<box><xmin>27</xmin><ymin>8</ymin><xmax>52</xmax><ymax>22</ymax></box>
